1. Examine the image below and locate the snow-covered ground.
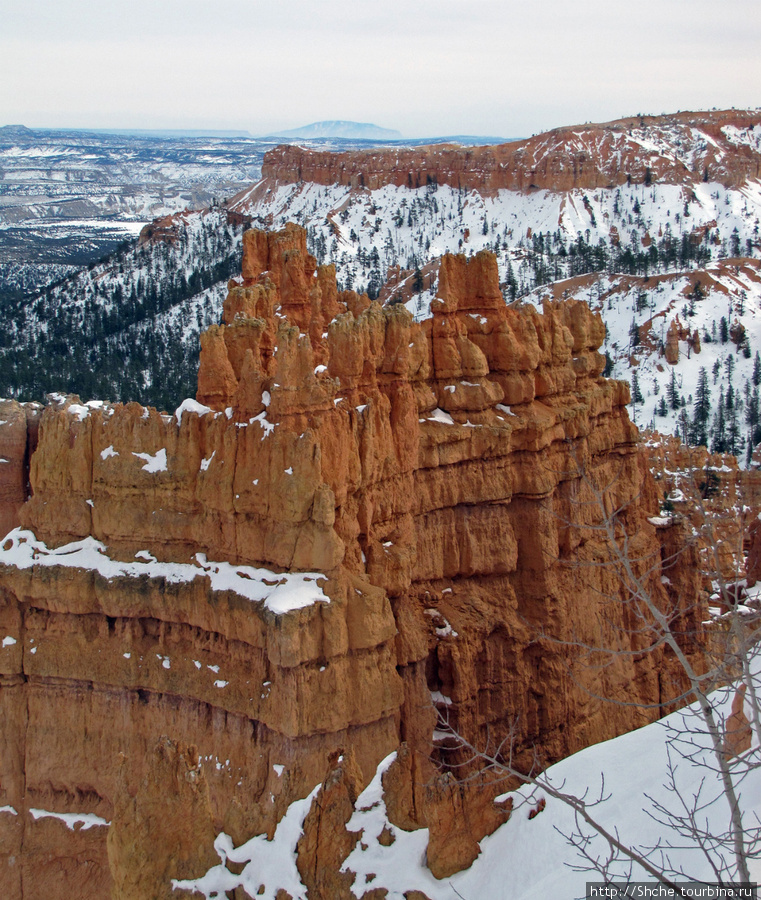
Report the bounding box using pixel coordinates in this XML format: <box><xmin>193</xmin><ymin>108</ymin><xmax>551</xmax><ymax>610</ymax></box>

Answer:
<box><xmin>176</xmin><ymin>680</ymin><xmax>761</xmax><ymax>899</ymax></box>
<box><xmin>237</xmin><ymin>178</ymin><xmax>761</xmax><ymax>299</ymax></box>
<box><xmin>526</xmin><ymin>259</ymin><xmax>761</xmax><ymax>460</ymax></box>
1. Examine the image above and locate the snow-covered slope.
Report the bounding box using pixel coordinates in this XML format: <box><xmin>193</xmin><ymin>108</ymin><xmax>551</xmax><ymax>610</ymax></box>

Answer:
<box><xmin>4</xmin><ymin>109</ymin><xmax>761</xmax><ymax>431</ymax></box>
<box><xmin>528</xmin><ymin>260</ymin><xmax>761</xmax><ymax>460</ymax></box>
<box><xmin>176</xmin><ymin>678</ymin><xmax>761</xmax><ymax>899</ymax></box>
<box><xmin>0</xmin><ymin>208</ymin><xmax>246</xmax><ymax>409</ymax></box>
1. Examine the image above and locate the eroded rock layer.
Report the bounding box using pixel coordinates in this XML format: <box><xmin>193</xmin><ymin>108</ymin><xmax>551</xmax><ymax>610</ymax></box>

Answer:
<box><xmin>0</xmin><ymin>225</ymin><xmax>702</xmax><ymax>898</ymax></box>
<box><xmin>255</xmin><ymin>110</ymin><xmax>761</xmax><ymax>196</ymax></box>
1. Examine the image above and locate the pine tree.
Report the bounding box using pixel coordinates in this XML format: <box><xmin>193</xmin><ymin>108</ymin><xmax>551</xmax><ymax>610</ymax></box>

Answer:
<box><xmin>712</xmin><ymin>390</ymin><xmax>726</xmax><ymax>453</ymax></box>
<box><xmin>692</xmin><ymin>367</ymin><xmax>711</xmax><ymax>447</ymax></box>
<box><xmin>666</xmin><ymin>368</ymin><xmax>680</xmax><ymax>410</ymax></box>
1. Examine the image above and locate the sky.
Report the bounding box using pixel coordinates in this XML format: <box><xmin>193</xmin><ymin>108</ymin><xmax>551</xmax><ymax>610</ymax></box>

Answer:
<box><xmin>1</xmin><ymin>0</ymin><xmax>759</xmax><ymax>139</ymax></box>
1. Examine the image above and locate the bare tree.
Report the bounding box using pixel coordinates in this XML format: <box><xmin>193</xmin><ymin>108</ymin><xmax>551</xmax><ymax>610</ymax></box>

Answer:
<box><xmin>436</xmin><ymin>449</ymin><xmax>761</xmax><ymax>891</ymax></box>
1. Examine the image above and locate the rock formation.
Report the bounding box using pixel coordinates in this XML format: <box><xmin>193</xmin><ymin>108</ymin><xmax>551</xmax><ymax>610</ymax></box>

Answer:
<box><xmin>248</xmin><ymin>110</ymin><xmax>761</xmax><ymax>199</ymax></box>
<box><xmin>643</xmin><ymin>431</ymin><xmax>761</xmax><ymax>588</ymax></box>
<box><xmin>0</xmin><ymin>224</ymin><xmax>704</xmax><ymax>898</ymax></box>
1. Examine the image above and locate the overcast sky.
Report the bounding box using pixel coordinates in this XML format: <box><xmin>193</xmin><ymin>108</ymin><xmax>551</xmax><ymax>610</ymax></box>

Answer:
<box><xmin>1</xmin><ymin>0</ymin><xmax>759</xmax><ymax>138</ymax></box>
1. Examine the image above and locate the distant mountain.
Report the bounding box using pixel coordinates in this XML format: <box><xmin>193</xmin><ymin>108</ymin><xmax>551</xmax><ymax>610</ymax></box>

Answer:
<box><xmin>56</xmin><ymin>128</ymin><xmax>255</xmax><ymax>139</ymax></box>
<box><xmin>267</xmin><ymin>120</ymin><xmax>402</xmax><ymax>140</ymax></box>
<box><xmin>0</xmin><ymin>124</ymin><xmax>34</xmax><ymax>137</ymax></box>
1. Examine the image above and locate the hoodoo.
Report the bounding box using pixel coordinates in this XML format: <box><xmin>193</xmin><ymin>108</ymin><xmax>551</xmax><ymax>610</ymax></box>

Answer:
<box><xmin>0</xmin><ymin>224</ymin><xmax>701</xmax><ymax>898</ymax></box>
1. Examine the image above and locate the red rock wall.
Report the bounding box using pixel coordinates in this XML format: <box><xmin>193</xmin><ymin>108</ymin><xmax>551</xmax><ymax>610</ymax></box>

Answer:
<box><xmin>0</xmin><ymin>225</ymin><xmax>703</xmax><ymax>898</ymax></box>
<box><xmin>253</xmin><ymin>110</ymin><xmax>761</xmax><ymax>196</ymax></box>
<box><xmin>0</xmin><ymin>401</ymin><xmax>39</xmax><ymax>540</ymax></box>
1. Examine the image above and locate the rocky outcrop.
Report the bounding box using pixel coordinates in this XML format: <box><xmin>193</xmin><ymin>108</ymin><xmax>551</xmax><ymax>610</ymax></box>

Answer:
<box><xmin>643</xmin><ymin>431</ymin><xmax>761</xmax><ymax>588</ymax></box>
<box><xmin>0</xmin><ymin>401</ymin><xmax>40</xmax><ymax>540</ymax></box>
<box><xmin>250</xmin><ymin>110</ymin><xmax>761</xmax><ymax>198</ymax></box>
<box><xmin>0</xmin><ymin>224</ymin><xmax>703</xmax><ymax>898</ymax></box>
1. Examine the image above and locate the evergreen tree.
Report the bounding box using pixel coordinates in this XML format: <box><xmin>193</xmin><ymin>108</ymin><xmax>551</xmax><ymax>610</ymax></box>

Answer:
<box><xmin>692</xmin><ymin>367</ymin><xmax>712</xmax><ymax>447</ymax></box>
<box><xmin>630</xmin><ymin>372</ymin><xmax>644</xmax><ymax>421</ymax></box>
<box><xmin>712</xmin><ymin>390</ymin><xmax>726</xmax><ymax>453</ymax></box>
<box><xmin>666</xmin><ymin>368</ymin><xmax>680</xmax><ymax>410</ymax></box>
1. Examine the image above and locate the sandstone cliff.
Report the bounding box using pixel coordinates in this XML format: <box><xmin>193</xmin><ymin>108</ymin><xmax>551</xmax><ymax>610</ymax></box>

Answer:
<box><xmin>247</xmin><ymin>110</ymin><xmax>761</xmax><ymax>199</ymax></box>
<box><xmin>0</xmin><ymin>224</ymin><xmax>703</xmax><ymax>898</ymax></box>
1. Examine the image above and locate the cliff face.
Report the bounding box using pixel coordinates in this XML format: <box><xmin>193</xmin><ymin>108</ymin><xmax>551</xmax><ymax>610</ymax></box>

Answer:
<box><xmin>255</xmin><ymin>110</ymin><xmax>761</xmax><ymax>196</ymax></box>
<box><xmin>0</xmin><ymin>224</ymin><xmax>702</xmax><ymax>898</ymax></box>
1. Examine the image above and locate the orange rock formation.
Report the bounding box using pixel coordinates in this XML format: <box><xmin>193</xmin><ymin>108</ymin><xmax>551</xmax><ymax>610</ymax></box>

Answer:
<box><xmin>0</xmin><ymin>225</ymin><xmax>703</xmax><ymax>898</ymax></box>
<box><xmin>248</xmin><ymin>110</ymin><xmax>761</xmax><ymax>199</ymax></box>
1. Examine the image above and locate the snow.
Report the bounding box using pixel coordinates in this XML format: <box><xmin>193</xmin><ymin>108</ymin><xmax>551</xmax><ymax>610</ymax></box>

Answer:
<box><xmin>429</xmin><ymin>690</ymin><xmax>452</xmax><ymax>706</ymax></box>
<box><xmin>647</xmin><ymin>515</ymin><xmax>673</xmax><ymax>526</ymax></box>
<box><xmin>0</xmin><ymin>806</ymin><xmax>18</xmax><ymax>816</ymax></box>
<box><xmin>132</xmin><ymin>448</ymin><xmax>168</xmax><ymax>473</ymax></box>
<box><xmin>100</xmin><ymin>445</ymin><xmax>118</xmax><ymax>460</ymax></box>
<box><xmin>0</xmin><ymin>529</ymin><xmax>329</xmax><ymax>615</ymax></box>
<box><xmin>251</xmin><ymin>410</ymin><xmax>276</xmax><ymax>439</ymax></box>
<box><xmin>273</xmin><ymin>764</ymin><xmax>285</xmax><ymax>777</ymax></box>
<box><xmin>2</xmin><ymin>636</ymin><xmax>16</xmax><ymax>648</ymax></box>
<box><xmin>179</xmin><ymin>675</ymin><xmax>761</xmax><ymax>900</ymax></box>
<box><xmin>175</xmin><ymin>398</ymin><xmax>213</xmax><ymax>423</ymax></box>
<box><xmin>135</xmin><ymin>550</ymin><xmax>157</xmax><ymax>562</ymax></box>
<box><xmin>425</xmin><ymin>408</ymin><xmax>455</xmax><ymax>425</ymax></box>
<box><xmin>172</xmin><ymin>785</ymin><xmax>321</xmax><ymax>900</ymax></box>
<box><xmin>29</xmin><ymin>809</ymin><xmax>110</xmax><ymax>831</ymax></box>
<box><xmin>200</xmin><ymin>451</ymin><xmax>216</xmax><ymax>471</ymax></box>
<box><xmin>66</xmin><ymin>403</ymin><xmax>90</xmax><ymax>422</ymax></box>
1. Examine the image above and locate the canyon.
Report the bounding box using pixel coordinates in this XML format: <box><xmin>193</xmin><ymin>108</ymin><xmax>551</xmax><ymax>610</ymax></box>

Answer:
<box><xmin>0</xmin><ymin>222</ymin><xmax>712</xmax><ymax>898</ymax></box>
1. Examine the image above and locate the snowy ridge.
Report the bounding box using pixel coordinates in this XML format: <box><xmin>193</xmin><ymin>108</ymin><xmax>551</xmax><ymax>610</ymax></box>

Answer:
<box><xmin>0</xmin><ymin>529</ymin><xmax>328</xmax><ymax>615</ymax></box>
<box><xmin>235</xmin><ymin>178</ymin><xmax>761</xmax><ymax>300</ymax></box>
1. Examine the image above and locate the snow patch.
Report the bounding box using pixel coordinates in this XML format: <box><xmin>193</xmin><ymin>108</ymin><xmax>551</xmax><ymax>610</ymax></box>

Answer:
<box><xmin>175</xmin><ymin>398</ymin><xmax>212</xmax><ymax>423</ymax></box>
<box><xmin>132</xmin><ymin>448</ymin><xmax>167</xmax><ymax>473</ymax></box>
<box><xmin>29</xmin><ymin>809</ymin><xmax>110</xmax><ymax>831</ymax></box>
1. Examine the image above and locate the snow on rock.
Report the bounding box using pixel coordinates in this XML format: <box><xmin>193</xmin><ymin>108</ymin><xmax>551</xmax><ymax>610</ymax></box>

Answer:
<box><xmin>0</xmin><ymin>529</ymin><xmax>329</xmax><ymax>615</ymax></box>
<box><xmin>175</xmin><ymin>398</ymin><xmax>213</xmax><ymax>423</ymax></box>
<box><xmin>29</xmin><ymin>809</ymin><xmax>110</xmax><ymax>831</ymax></box>
<box><xmin>132</xmin><ymin>448</ymin><xmax>168</xmax><ymax>473</ymax></box>
<box><xmin>180</xmin><ymin>677</ymin><xmax>761</xmax><ymax>900</ymax></box>
<box><xmin>200</xmin><ymin>450</ymin><xmax>216</xmax><ymax>471</ymax></box>
<box><xmin>171</xmin><ymin>785</ymin><xmax>321</xmax><ymax>900</ymax></box>
<box><xmin>425</xmin><ymin>408</ymin><xmax>455</xmax><ymax>425</ymax></box>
